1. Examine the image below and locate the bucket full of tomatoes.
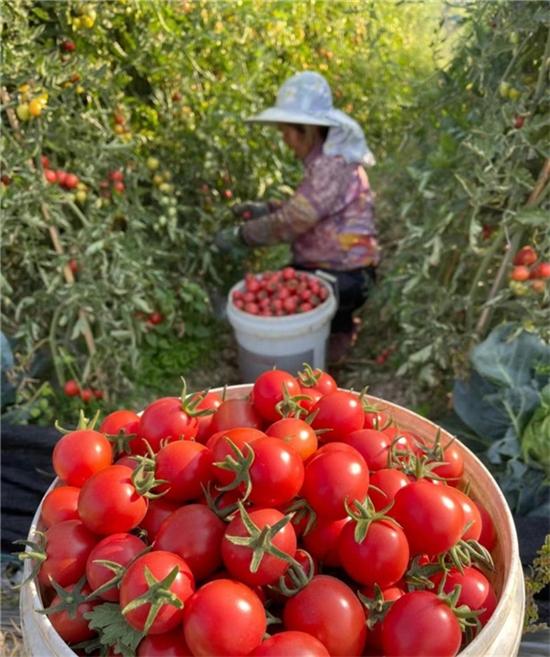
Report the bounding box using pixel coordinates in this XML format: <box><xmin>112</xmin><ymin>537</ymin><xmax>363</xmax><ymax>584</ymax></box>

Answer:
<box><xmin>19</xmin><ymin>367</ymin><xmax>524</xmax><ymax>657</ymax></box>
<box><xmin>226</xmin><ymin>267</ymin><xmax>337</xmax><ymax>381</ymax></box>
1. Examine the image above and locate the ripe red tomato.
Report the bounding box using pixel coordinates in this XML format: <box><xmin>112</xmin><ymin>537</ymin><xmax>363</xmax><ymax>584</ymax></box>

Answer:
<box><xmin>338</xmin><ymin>517</ymin><xmax>409</xmax><ymax>588</ymax></box>
<box><xmin>208</xmin><ymin>397</ymin><xmax>263</xmax><ymax>435</ymax></box>
<box><xmin>445</xmin><ymin>487</ymin><xmax>482</xmax><ymax>541</ymax></box>
<box><xmin>63</xmin><ymin>173</ymin><xmax>79</xmax><ymax>189</ymax></box>
<box><xmin>510</xmin><ymin>265</ymin><xmax>530</xmax><ymax>281</ymax></box>
<box><xmin>252</xmin><ymin>369</ymin><xmax>301</xmax><ymax>422</ymax></box>
<box><xmin>139</xmin><ymin>498</ymin><xmax>178</xmax><ymax>541</ymax></box>
<box><xmin>368</xmin><ymin>468</ymin><xmax>410</xmax><ymax>510</ymax></box>
<box><xmin>222</xmin><ymin>507</ymin><xmax>297</xmax><ymax>586</ymax></box>
<box><xmin>381</xmin><ymin>591</ymin><xmax>462</xmax><ymax>657</ymax></box>
<box><xmin>136</xmin><ymin>396</ymin><xmax>199</xmax><ymax>453</ymax></box>
<box><xmin>209</xmin><ymin>427</ymin><xmax>266</xmax><ymax>487</ymax></box>
<box><xmin>154</xmin><ymin>504</ymin><xmax>226</xmax><ymax>582</ymax></box>
<box><xmin>430</xmin><ymin>566</ymin><xmax>497</xmax><ymax>626</ymax></box>
<box><xmin>342</xmin><ymin>428</ymin><xmax>391</xmax><ymax>471</ymax></box>
<box><xmin>302</xmin><ymin>446</ymin><xmax>369</xmax><ymax>520</ymax></box>
<box><xmin>52</xmin><ymin>429</ymin><xmax>113</xmax><ymax>487</ymax></box>
<box><xmin>246</xmin><ymin>437</ymin><xmax>304</xmax><ymax>507</ymax></box>
<box><xmin>297</xmin><ymin>366</ymin><xmax>337</xmax><ymax>396</ymax></box>
<box><xmin>283</xmin><ymin>575</ymin><xmax>367</xmax><ymax>656</ymax></box>
<box><xmin>363</xmin><ymin>408</ymin><xmax>391</xmax><ymax>431</ymax></box>
<box><xmin>310</xmin><ymin>390</ymin><xmax>364</xmax><ymax>441</ymax></box>
<box><xmin>530</xmin><ymin>262</ymin><xmax>550</xmax><ymax>279</ymax></box>
<box><xmin>47</xmin><ymin>583</ymin><xmax>98</xmax><ymax>644</ymax></box>
<box><xmin>44</xmin><ymin>169</ymin><xmax>58</xmax><ymax>184</ymax></box>
<box><xmin>86</xmin><ymin>532</ymin><xmax>147</xmax><ymax>601</ymax></box>
<box><xmin>120</xmin><ymin>551</ymin><xmax>195</xmax><ymax>635</ymax></box>
<box><xmin>41</xmin><ymin>486</ymin><xmax>80</xmax><ymax>527</ymax></box>
<box><xmin>78</xmin><ymin>465</ymin><xmax>148</xmax><ymax>535</ymax></box>
<box><xmin>37</xmin><ymin>519</ymin><xmax>98</xmax><ymax>589</ymax></box>
<box><xmin>183</xmin><ymin>579</ymin><xmax>267</xmax><ymax>656</ymax></box>
<box><xmin>80</xmin><ymin>388</ymin><xmax>93</xmax><ymax>403</ymax></box>
<box><xmin>190</xmin><ymin>391</ymin><xmax>222</xmax><ymax>443</ymax></box>
<box><xmin>250</xmin><ymin>631</ymin><xmax>330</xmax><ymax>657</ymax></box>
<box><xmin>265</xmin><ymin>417</ymin><xmax>318</xmax><ymax>461</ymax></box>
<box><xmin>476</xmin><ymin>501</ymin><xmax>497</xmax><ymax>551</ymax></box>
<box><xmin>100</xmin><ymin>409</ymin><xmax>140</xmax><ymax>436</ymax></box>
<box><xmin>302</xmin><ymin>517</ymin><xmax>350</xmax><ymax>568</ymax></box>
<box><xmin>513</xmin><ymin>245</ymin><xmax>537</xmax><ymax>266</ymax></box>
<box><xmin>428</xmin><ymin>439</ymin><xmax>464</xmax><ymax>484</ymax></box>
<box><xmin>68</xmin><ymin>258</ymin><xmax>79</xmax><ymax>275</ymax></box>
<box><xmin>154</xmin><ymin>440</ymin><xmax>213</xmax><ymax>503</ymax></box>
<box><xmin>137</xmin><ymin>630</ymin><xmax>193</xmax><ymax>657</ymax></box>
<box><xmin>389</xmin><ymin>480</ymin><xmax>465</xmax><ymax>555</ymax></box>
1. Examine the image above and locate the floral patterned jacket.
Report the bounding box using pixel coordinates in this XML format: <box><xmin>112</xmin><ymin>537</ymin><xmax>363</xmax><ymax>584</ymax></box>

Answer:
<box><xmin>241</xmin><ymin>143</ymin><xmax>379</xmax><ymax>271</ymax></box>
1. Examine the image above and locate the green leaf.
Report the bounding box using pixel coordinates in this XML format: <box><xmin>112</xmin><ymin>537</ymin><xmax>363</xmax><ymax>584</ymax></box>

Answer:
<box><xmin>84</xmin><ymin>603</ymin><xmax>145</xmax><ymax>657</ymax></box>
<box><xmin>513</xmin><ymin>209</ymin><xmax>550</xmax><ymax>227</ymax></box>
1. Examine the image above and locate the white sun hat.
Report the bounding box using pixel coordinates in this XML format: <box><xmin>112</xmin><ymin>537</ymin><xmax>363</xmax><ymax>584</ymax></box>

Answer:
<box><xmin>246</xmin><ymin>71</ymin><xmax>375</xmax><ymax>166</ymax></box>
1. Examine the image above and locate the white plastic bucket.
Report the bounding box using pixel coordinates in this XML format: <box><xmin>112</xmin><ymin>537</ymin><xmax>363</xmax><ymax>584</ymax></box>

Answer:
<box><xmin>20</xmin><ymin>388</ymin><xmax>524</xmax><ymax>657</ymax></box>
<box><xmin>226</xmin><ymin>276</ymin><xmax>337</xmax><ymax>382</ymax></box>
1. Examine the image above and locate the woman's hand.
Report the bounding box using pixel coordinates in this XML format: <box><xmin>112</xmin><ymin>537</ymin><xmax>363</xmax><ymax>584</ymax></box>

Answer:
<box><xmin>231</xmin><ymin>201</ymin><xmax>270</xmax><ymax>220</ymax></box>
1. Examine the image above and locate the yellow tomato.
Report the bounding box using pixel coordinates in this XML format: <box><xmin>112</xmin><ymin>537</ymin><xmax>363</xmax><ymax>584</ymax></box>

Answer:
<box><xmin>28</xmin><ymin>100</ymin><xmax>43</xmax><ymax>117</ymax></box>
<box><xmin>146</xmin><ymin>157</ymin><xmax>160</xmax><ymax>171</ymax></box>
<box><xmin>75</xmin><ymin>190</ymin><xmax>87</xmax><ymax>203</ymax></box>
<box><xmin>16</xmin><ymin>103</ymin><xmax>30</xmax><ymax>121</ymax></box>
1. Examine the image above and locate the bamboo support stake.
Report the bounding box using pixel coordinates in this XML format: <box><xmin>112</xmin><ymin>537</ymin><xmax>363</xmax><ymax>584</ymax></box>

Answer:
<box><xmin>474</xmin><ymin>158</ymin><xmax>550</xmax><ymax>340</ymax></box>
<box><xmin>1</xmin><ymin>87</ymin><xmax>96</xmax><ymax>359</ymax></box>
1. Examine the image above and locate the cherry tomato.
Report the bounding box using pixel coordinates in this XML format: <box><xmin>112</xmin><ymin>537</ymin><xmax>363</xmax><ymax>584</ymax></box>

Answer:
<box><xmin>99</xmin><ymin>409</ymin><xmax>140</xmax><ymax>435</ymax></box>
<box><xmin>302</xmin><ymin>517</ymin><xmax>350</xmax><ymax>568</ymax></box>
<box><xmin>136</xmin><ymin>397</ymin><xmax>199</xmax><ymax>453</ymax></box>
<box><xmin>363</xmin><ymin>408</ymin><xmax>391</xmax><ymax>431</ymax></box>
<box><xmin>190</xmin><ymin>391</ymin><xmax>222</xmax><ymax>443</ymax></box>
<box><xmin>78</xmin><ymin>465</ymin><xmax>148</xmax><ymax>535</ymax></box>
<box><xmin>41</xmin><ymin>486</ymin><xmax>80</xmax><ymax>527</ymax></box>
<box><xmin>155</xmin><ymin>504</ymin><xmax>226</xmax><ymax>582</ymax></box>
<box><xmin>38</xmin><ymin>519</ymin><xmax>97</xmax><ymax>589</ymax></box>
<box><xmin>221</xmin><ymin>507</ymin><xmax>297</xmax><ymax>586</ymax></box>
<box><xmin>338</xmin><ymin>518</ymin><xmax>409</xmax><ymax>588</ymax></box>
<box><xmin>120</xmin><ymin>551</ymin><xmax>195</xmax><ymax>635</ymax></box>
<box><xmin>297</xmin><ymin>367</ymin><xmax>337</xmax><ymax>396</ymax></box>
<box><xmin>389</xmin><ymin>480</ymin><xmax>464</xmax><ymax>555</ymax></box>
<box><xmin>140</xmin><ymin>498</ymin><xmax>178</xmax><ymax>542</ymax></box>
<box><xmin>86</xmin><ymin>532</ymin><xmax>147</xmax><ymax>601</ymax></box>
<box><xmin>250</xmin><ymin>631</ymin><xmax>330</xmax><ymax>656</ymax></box>
<box><xmin>381</xmin><ymin>591</ymin><xmax>461</xmax><ymax>657</ymax></box>
<box><xmin>209</xmin><ymin>427</ymin><xmax>266</xmax><ymax>487</ymax></box>
<box><xmin>154</xmin><ymin>440</ymin><xmax>213</xmax><ymax>503</ymax></box>
<box><xmin>183</xmin><ymin>579</ymin><xmax>267</xmax><ymax>657</ymax></box>
<box><xmin>265</xmin><ymin>417</ymin><xmax>318</xmax><ymax>461</ymax></box>
<box><xmin>342</xmin><ymin>428</ymin><xmax>391</xmax><ymax>471</ymax></box>
<box><xmin>431</xmin><ymin>566</ymin><xmax>497</xmax><ymax>626</ymax></box>
<box><xmin>52</xmin><ymin>429</ymin><xmax>113</xmax><ymax>487</ymax></box>
<box><xmin>63</xmin><ymin>379</ymin><xmax>80</xmax><ymax>397</ymax></box>
<box><xmin>302</xmin><ymin>446</ymin><xmax>369</xmax><ymax>520</ymax></box>
<box><xmin>247</xmin><ymin>437</ymin><xmax>305</xmax><ymax>507</ymax></box>
<box><xmin>252</xmin><ymin>369</ymin><xmax>301</xmax><ymax>423</ymax></box>
<box><xmin>513</xmin><ymin>245</ymin><xmax>538</xmax><ymax>267</ymax></box>
<box><xmin>137</xmin><ymin>630</ymin><xmax>193</xmax><ymax>657</ymax></box>
<box><xmin>368</xmin><ymin>468</ymin><xmax>410</xmax><ymax>511</ymax></box>
<box><xmin>445</xmin><ymin>487</ymin><xmax>482</xmax><ymax>542</ymax></box>
<box><xmin>47</xmin><ymin>583</ymin><xmax>98</xmax><ymax>644</ymax></box>
<box><xmin>208</xmin><ymin>397</ymin><xmax>263</xmax><ymax>436</ymax></box>
<box><xmin>283</xmin><ymin>575</ymin><xmax>367</xmax><ymax>656</ymax></box>
<box><xmin>310</xmin><ymin>391</ymin><xmax>364</xmax><ymax>442</ymax></box>
<box><xmin>476</xmin><ymin>501</ymin><xmax>497</xmax><ymax>551</ymax></box>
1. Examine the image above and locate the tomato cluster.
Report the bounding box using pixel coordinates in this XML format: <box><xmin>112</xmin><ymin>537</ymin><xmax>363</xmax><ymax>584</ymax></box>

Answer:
<box><xmin>28</xmin><ymin>367</ymin><xmax>499</xmax><ymax>657</ymax></box>
<box><xmin>510</xmin><ymin>245</ymin><xmax>550</xmax><ymax>294</ymax></box>
<box><xmin>231</xmin><ymin>268</ymin><xmax>330</xmax><ymax>316</ymax></box>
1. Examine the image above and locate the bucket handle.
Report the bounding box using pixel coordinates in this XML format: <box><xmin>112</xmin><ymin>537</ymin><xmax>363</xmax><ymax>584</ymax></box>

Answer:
<box><xmin>313</xmin><ymin>270</ymin><xmax>339</xmax><ymax>307</ymax></box>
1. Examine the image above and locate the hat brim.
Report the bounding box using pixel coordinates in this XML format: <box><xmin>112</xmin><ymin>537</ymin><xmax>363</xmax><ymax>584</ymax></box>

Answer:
<box><xmin>245</xmin><ymin>107</ymin><xmax>336</xmax><ymax>127</ymax></box>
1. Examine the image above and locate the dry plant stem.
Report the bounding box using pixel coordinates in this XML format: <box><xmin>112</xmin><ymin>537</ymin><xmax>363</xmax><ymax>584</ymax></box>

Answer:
<box><xmin>1</xmin><ymin>87</ymin><xmax>97</xmax><ymax>367</ymax></box>
<box><xmin>474</xmin><ymin>157</ymin><xmax>550</xmax><ymax>340</ymax></box>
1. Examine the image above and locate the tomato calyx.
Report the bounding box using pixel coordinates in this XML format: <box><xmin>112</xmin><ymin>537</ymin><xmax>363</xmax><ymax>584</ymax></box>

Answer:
<box><xmin>121</xmin><ymin>565</ymin><xmax>184</xmax><ymax>634</ymax></box>
<box><xmin>357</xmin><ymin>584</ymin><xmax>395</xmax><ymax>630</ymax></box>
<box><xmin>270</xmin><ymin>548</ymin><xmax>315</xmax><ymax>597</ymax></box>
<box><xmin>13</xmin><ymin>531</ymin><xmax>47</xmax><ymax>587</ymax></box>
<box><xmin>38</xmin><ymin>576</ymin><xmax>88</xmax><ymax>618</ymax></box>
<box><xmin>87</xmin><ymin>546</ymin><xmax>152</xmax><ymax>601</ymax></box>
<box><xmin>445</xmin><ymin>537</ymin><xmax>494</xmax><ymax>573</ymax></box>
<box><xmin>202</xmin><ymin>481</ymin><xmax>240</xmax><ymax>520</ymax></box>
<box><xmin>361</xmin><ymin>400</ymin><xmax>392</xmax><ymax>431</ymax></box>
<box><xmin>405</xmin><ymin>555</ymin><xmax>447</xmax><ymax>591</ymax></box>
<box><xmin>179</xmin><ymin>380</ymin><xmax>219</xmax><ymax>418</ymax></box>
<box><xmin>212</xmin><ymin>437</ymin><xmax>255</xmax><ymax>500</ymax></box>
<box><xmin>274</xmin><ymin>383</ymin><xmax>312</xmax><ymax>419</ymax></box>
<box><xmin>439</xmin><ymin>583</ymin><xmax>483</xmax><ymax>638</ymax></box>
<box><xmin>225</xmin><ymin>502</ymin><xmax>299</xmax><ymax>575</ymax></box>
<box><xmin>131</xmin><ymin>454</ymin><xmax>169</xmax><ymax>499</ymax></box>
<box><xmin>387</xmin><ymin>442</ymin><xmax>446</xmax><ymax>481</ymax></box>
<box><xmin>283</xmin><ymin>497</ymin><xmax>317</xmax><ymax>536</ymax></box>
<box><xmin>54</xmin><ymin>409</ymin><xmax>101</xmax><ymax>434</ymax></box>
<box><xmin>345</xmin><ymin>497</ymin><xmax>398</xmax><ymax>543</ymax></box>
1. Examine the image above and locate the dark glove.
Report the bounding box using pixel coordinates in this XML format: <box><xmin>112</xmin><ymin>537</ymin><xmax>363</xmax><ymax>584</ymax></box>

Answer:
<box><xmin>231</xmin><ymin>201</ymin><xmax>270</xmax><ymax>221</ymax></box>
<box><xmin>214</xmin><ymin>225</ymin><xmax>248</xmax><ymax>253</ymax></box>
